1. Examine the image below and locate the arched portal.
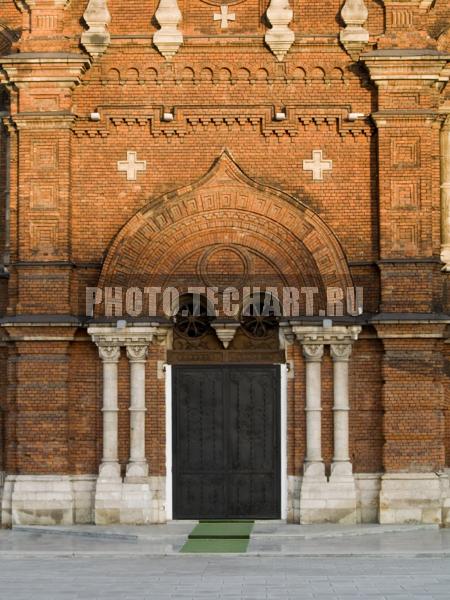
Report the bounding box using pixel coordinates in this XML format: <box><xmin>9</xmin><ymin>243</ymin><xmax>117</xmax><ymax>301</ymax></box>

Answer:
<box><xmin>96</xmin><ymin>151</ymin><xmax>354</xmax><ymax>520</ymax></box>
<box><xmin>99</xmin><ymin>149</ymin><xmax>353</xmax><ymax>320</ymax></box>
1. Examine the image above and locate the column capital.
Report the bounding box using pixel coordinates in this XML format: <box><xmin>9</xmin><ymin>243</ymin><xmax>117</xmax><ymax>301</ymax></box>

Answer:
<box><xmin>126</xmin><ymin>344</ymin><xmax>149</xmax><ymax>363</ymax></box>
<box><xmin>302</xmin><ymin>344</ymin><xmax>324</xmax><ymax>362</ymax></box>
<box><xmin>97</xmin><ymin>345</ymin><xmax>120</xmax><ymax>363</ymax></box>
<box><xmin>330</xmin><ymin>343</ymin><xmax>353</xmax><ymax>362</ymax></box>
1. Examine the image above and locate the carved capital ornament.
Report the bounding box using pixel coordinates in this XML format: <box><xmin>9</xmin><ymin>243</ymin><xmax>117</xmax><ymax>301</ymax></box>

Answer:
<box><xmin>98</xmin><ymin>345</ymin><xmax>121</xmax><ymax>363</ymax></box>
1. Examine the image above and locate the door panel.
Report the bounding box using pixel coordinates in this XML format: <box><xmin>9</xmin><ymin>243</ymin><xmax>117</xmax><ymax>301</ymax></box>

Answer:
<box><xmin>173</xmin><ymin>365</ymin><xmax>281</xmax><ymax>520</ymax></box>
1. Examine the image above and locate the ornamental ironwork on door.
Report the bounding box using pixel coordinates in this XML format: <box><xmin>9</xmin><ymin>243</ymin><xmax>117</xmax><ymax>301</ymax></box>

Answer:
<box><xmin>172</xmin><ymin>365</ymin><xmax>281</xmax><ymax>519</ymax></box>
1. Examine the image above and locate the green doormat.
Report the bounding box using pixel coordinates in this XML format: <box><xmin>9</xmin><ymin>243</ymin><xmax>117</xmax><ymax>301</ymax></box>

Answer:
<box><xmin>180</xmin><ymin>521</ymin><xmax>254</xmax><ymax>553</ymax></box>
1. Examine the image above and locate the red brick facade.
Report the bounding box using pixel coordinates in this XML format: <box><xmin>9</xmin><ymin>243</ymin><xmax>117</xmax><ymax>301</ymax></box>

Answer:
<box><xmin>0</xmin><ymin>0</ymin><xmax>449</xmax><ymax>525</ymax></box>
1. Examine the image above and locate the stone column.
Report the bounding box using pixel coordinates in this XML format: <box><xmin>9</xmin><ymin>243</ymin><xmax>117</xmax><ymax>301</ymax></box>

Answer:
<box><xmin>93</xmin><ymin>344</ymin><xmax>122</xmax><ymax>525</ymax></box>
<box><xmin>126</xmin><ymin>344</ymin><xmax>149</xmax><ymax>479</ymax></box>
<box><xmin>330</xmin><ymin>343</ymin><xmax>353</xmax><ymax>478</ymax></box>
<box><xmin>98</xmin><ymin>345</ymin><xmax>121</xmax><ymax>478</ymax></box>
<box><xmin>441</xmin><ymin>115</ymin><xmax>450</xmax><ymax>271</ymax></box>
<box><xmin>302</xmin><ymin>343</ymin><xmax>325</xmax><ymax>478</ymax></box>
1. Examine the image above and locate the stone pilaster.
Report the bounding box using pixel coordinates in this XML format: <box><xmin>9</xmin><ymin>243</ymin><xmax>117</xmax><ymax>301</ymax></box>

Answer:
<box><xmin>0</xmin><ymin>323</ymin><xmax>77</xmax><ymax>526</ymax></box>
<box><xmin>363</xmin><ymin>50</ymin><xmax>450</xmax><ymax>313</ymax></box>
<box><xmin>441</xmin><ymin>114</ymin><xmax>450</xmax><ymax>271</ymax></box>
<box><xmin>376</xmin><ymin>322</ymin><xmax>447</xmax><ymax>524</ymax></box>
<box><xmin>0</xmin><ymin>54</ymin><xmax>90</xmax><ymax>316</ymax></box>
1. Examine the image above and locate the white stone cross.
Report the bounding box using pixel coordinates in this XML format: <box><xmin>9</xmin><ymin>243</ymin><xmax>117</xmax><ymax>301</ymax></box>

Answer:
<box><xmin>117</xmin><ymin>151</ymin><xmax>147</xmax><ymax>181</ymax></box>
<box><xmin>303</xmin><ymin>150</ymin><xmax>333</xmax><ymax>182</ymax></box>
<box><xmin>214</xmin><ymin>5</ymin><xmax>236</xmax><ymax>29</ymax></box>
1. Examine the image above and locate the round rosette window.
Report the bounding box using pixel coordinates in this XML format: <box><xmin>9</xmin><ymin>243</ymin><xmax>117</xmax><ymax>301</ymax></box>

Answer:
<box><xmin>241</xmin><ymin>292</ymin><xmax>280</xmax><ymax>339</ymax></box>
<box><xmin>173</xmin><ymin>294</ymin><xmax>213</xmax><ymax>339</ymax></box>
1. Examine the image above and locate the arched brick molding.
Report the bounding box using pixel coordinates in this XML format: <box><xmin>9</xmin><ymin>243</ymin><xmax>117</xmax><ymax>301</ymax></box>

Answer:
<box><xmin>99</xmin><ymin>151</ymin><xmax>353</xmax><ymax>306</ymax></box>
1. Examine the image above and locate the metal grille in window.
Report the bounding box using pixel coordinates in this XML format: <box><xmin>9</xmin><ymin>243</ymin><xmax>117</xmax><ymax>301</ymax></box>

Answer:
<box><xmin>241</xmin><ymin>294</ymin><xmax>279</xmax><ymax>339</ymax></box>
<box><xmin>173</xmin><ymin>295</ymin><xmax>212</xmax><ymax>338</ymax></box>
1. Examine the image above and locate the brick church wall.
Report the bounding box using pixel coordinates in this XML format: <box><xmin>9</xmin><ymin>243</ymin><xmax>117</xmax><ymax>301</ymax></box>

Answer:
<box><xmin>0</xmin><ymin>0</ymin><xmax>449</xmax><ymax>521</ymax></box>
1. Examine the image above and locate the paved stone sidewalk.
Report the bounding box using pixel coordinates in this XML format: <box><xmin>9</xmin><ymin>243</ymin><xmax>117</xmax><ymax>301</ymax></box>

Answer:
<box><xmin>1</xmin><ymin>555</ymin><xmax>450</xmax><ymax>599</ymax></box>
<box><xmin>2</xmin><ymin>523</ymin><xmax>450</xmax><ymax>557</ymax></box>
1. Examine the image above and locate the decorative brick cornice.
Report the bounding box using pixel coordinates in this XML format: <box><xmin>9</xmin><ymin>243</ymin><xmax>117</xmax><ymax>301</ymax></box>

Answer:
<box><xmin>362</xmin><ymin>49</ymin><xmax>450</xmax><ymax>91</ymax></box>
<box><xmin>5</xmin><ymin>114</ymin><xmax>76</xmax><ymax>131</ymax></box>
<box><xmin>0</xmin><ymin>53</ymin><xmax>91</xmax><ymax>87</ymax></box>
<box><xmin>70</xmin><ymin>107</ymin><xmax>374</xmax><ymax>140</ymax></box>
<box><xmin>13</xmin><ymin>0</ymin><xmax>71</xmax><ymax>10</ymax></box>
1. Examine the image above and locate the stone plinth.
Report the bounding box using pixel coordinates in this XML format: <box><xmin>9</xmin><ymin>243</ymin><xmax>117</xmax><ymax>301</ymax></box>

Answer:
<box><xmin>355</xmin><ymin>474</ymin><xmax>381</xmax><ymax>524</ymax></box>
<box><xmin>300</xmin><ymin>475</ymin><xmax>357</xmax><ymax>524</ymax></box>
<box><xmin>94</xmin><ymin>477</ymin><xmax>123</xmax><ymax>525</ymax></box>
<box><xmin>120</xmin><ymin>480</ymin><xmax>152</xmax><ymax>525</ymax></box>
<box><xmin>72</xmin><ymin>475</ymin><xmax>96</xmax><ymax>525</ymax></box>
<box><xmin>379</xmin><ymin>473</ymin><xmax>443</xmax><ymax>524</ymax></box>
<box><xmin>10</xmin><ymin>476</ymin><xmax>74</xmax><ymax>526</ymax></box>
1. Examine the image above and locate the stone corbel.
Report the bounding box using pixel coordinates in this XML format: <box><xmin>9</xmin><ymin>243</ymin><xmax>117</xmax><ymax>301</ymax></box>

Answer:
<box><xmin>340</xmin><ymin>0</ymin><xmax>369</xmax><ymax>61</ymax></box>
<box><xmin>211</xmin><ymin>322</ymin><xmax>240</xmax><ymax>349</ymax></box>
<box><xmin>81</xmin><ymin>0</ymin><xmax>111</xmax><ymax>59</ymax></box>
<box><xmin>153</xmin><ymin>0</ymin><xmax>183</xmax><ymax>61</ymax></box>
<box><xmin>280</xmin><ymin>322</ymin><xmax>295</xmax><ymax>345</ymax></box>
<box><xmin>264</xmin><ymin>0</ymin><xmax>295</xmax><ymax>62</ymax></box>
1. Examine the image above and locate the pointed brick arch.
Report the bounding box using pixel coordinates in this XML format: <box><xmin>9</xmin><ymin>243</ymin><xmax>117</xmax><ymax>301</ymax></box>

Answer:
<box><xmin>99</xmin><ymin>151</ymin><xmax>353</xmax><ymax>300</ymax></box>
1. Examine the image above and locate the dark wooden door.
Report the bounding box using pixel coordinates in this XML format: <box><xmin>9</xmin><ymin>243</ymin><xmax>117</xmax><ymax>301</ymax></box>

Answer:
<box><xmin>172</xmin><ymin>365</ymin><xmax>281</xmax><ymax>519</ymax></box>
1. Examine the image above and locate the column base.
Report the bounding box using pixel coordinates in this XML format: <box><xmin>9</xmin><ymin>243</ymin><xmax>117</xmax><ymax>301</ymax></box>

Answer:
<box><xmin>94</xmin><ymin>477</ymin><xmax>123</xmax><ymax>525</ymax></box>
<box><xmin>8</xmin><ymin>475</ymin><xmax>74</xmax><ymax>526</ymax></box>
<box><xmin>98</xmin><ymin>462</ymin><xmax>121</xmax><ymax>479</ymax></box>
<box><xmin>126</xmin><ymin>462</ymin><xmax>149</xmax><ymax>478</ymax></box>
<box><xmin>440</xmin><ymin>472</ymin><xmax>450</xmax><ymax>527</ymax></box>
<box><xmin>94</xmin><ymin>476</ymin><xmax>166</xmax><ymax>525</ymax></box>
<box><xmin>303</xmin><ymin>461</ymin><xmax>326</xmax><ymax>479</ymax></box>
<box><xmin>379</xmin><ymin>473</ymin><xmax>443</xmax><ymax>524</ymax></box>
<box><xmin>300</xmin><ymin>473</ymin><xmax>357</xmax><ymax>524</ymax></box>
<box><xmin>120</xmin><ymin>481</ymin><xmax>152</xmax><ymax>524</ymax></box>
